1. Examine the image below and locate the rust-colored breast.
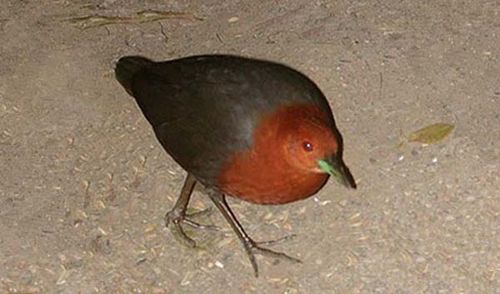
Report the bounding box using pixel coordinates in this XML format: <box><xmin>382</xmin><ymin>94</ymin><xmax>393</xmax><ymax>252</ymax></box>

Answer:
<box><xmin>217</xmin><ymin>105</ymin><xmax>330</xmax><ymax>205</ymax></box>
<box><xmin>218</xmin><ymin>153</ymin><xmax>328</xmax><ymax>204</ymax></box>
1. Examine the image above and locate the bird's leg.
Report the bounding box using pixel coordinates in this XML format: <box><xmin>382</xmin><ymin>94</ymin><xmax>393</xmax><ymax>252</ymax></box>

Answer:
<box><xmin>165</xmin><ymin>173</ymin><xmax>218</xmax><ymax>247</ymax></box>
<box><xmin>208</xmin><ymin>192</ymin><xmax>301</xmax><ymax>277</ymax></box>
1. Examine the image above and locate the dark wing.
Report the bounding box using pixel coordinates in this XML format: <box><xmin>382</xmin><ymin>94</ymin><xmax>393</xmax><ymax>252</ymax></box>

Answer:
<box><xmin>125</xmin><ymin>56</ymin><xmax>259</xmax><ymax>184</ymax></box>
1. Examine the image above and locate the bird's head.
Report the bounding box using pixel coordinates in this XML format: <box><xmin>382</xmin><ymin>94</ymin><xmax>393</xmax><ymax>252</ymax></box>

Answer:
<box><xmin>281</xmin><ymin>106</ymin><xmax>356</xmax><ymax>189</ymax></box>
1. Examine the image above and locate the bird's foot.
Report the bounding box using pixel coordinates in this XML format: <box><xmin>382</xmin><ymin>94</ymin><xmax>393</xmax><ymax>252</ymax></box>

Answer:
<box><xmin>164</xmin><ymin>207</ymin><xmax>220</xmax><ymax>248</ymax></box>
<box><xmin>244</xmin><ymin>237</ymin><xmax>301</xmax><ymax>277</ymax></box>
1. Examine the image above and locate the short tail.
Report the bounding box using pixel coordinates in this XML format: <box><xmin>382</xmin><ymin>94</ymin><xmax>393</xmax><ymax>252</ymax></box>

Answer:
<box><xmin>115</xmin><ymin>56</ymin><xmax>153</xmax><ymax>95</ymax></box>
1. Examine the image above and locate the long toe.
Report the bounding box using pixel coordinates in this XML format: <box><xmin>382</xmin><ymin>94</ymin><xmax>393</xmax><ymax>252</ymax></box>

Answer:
<box><xmin>169</xmin><ymin>223</ymin><xmax>197</xmax><ymax>248</ymax></box>
<box><xmin>254</xmin><ymin>234</ymin><xmax>297</xmax><ymax>246</ymax></box>
<box><xmin>164</xmin><ymin>208</ymin><xmax>219</xmax><ymax>248</ymax></box>
<box><xmin>251</xmin><ymin>244</ymin><xmax>302</xmax><ymax>264</ymax></box>
<box><xmin>165</xmin><ymin>211</ymin><xmax>220</xmax><ymax>232</ymax></box>
<box><xmin>242</xmin><ymin>240</ymin><xmax>302</xmax><ymax>277</ymax></box>
<box><xmin>182</xmin><ymin>218</ymin><xmax>221</xmax><ymax>231</ymax></box>
<box><xmin>186</xmin><ymin>207</ymin><xmax>213</xmax><ymax>218</ymax></box>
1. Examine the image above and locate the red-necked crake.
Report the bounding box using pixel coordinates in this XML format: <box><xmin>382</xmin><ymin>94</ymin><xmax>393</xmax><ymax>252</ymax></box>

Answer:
<box><xmin>115</xmin><ymin>55</ymin><xmax>356</xmax><ymax>277</ymax></box>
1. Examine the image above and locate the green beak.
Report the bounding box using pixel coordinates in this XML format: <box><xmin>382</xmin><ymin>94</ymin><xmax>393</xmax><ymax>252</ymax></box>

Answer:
<box><xmin>318</xmin><ymin>156</ymin><xmax>356</xmax><ymax>189</ymax></box>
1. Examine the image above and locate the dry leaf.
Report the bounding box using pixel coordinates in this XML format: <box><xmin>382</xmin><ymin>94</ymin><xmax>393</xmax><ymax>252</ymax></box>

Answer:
<box><xmin>409</xmin><ymin>123</ymin><xmax>454</xmax><ymax>144</ymax></box>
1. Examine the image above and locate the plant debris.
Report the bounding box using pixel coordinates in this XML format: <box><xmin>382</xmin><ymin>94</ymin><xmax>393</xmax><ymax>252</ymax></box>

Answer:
<box><xmin>67</xmin><ymin>10</ymin><xmax>202</xmax><ymax>29</ymax></box>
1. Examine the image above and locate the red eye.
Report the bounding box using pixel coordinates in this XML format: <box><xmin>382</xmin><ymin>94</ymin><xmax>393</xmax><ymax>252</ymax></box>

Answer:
<box><xmin>302</xmin><ymin>141</ymin><xmax>314</xmax><ymax>152</ymax></box>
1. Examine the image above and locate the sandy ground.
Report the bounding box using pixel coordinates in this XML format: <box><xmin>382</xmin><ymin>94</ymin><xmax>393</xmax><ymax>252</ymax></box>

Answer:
<box><xmin>1</xmin><ymin>0</ymin><xmax>499</xmax><ymax>293</ymax></box>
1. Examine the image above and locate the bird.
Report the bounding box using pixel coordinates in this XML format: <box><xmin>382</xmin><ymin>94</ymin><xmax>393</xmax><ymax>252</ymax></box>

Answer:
<box><xmin>114</xmin><ymin>54</ymin><xmax>356</xmax><ymax>277</ymax></box>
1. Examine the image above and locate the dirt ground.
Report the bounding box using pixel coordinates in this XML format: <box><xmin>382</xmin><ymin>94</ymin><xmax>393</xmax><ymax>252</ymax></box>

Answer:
<box><xmin>0</xmin><ymin>0</ymin><xmax>498</xmax><ymax>293</ymax></box>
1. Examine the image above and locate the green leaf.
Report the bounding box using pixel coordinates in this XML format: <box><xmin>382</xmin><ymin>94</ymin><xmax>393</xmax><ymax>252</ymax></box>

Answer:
<box><xmin>409</xmin><ymin>123</ymin><xmax>454</xmax><ymax>144</ymax></box>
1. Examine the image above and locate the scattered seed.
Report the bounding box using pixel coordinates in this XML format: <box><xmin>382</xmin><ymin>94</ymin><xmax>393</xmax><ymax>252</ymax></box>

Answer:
<box><xmin>350</xmin><ymin>222</ymin><xmax>362</xmax><ymax>227</ymax></box>
<box><xmin>349</xmin><ymin>212</ymin><xmax>361</xmax><ymax>220</ymax></box>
